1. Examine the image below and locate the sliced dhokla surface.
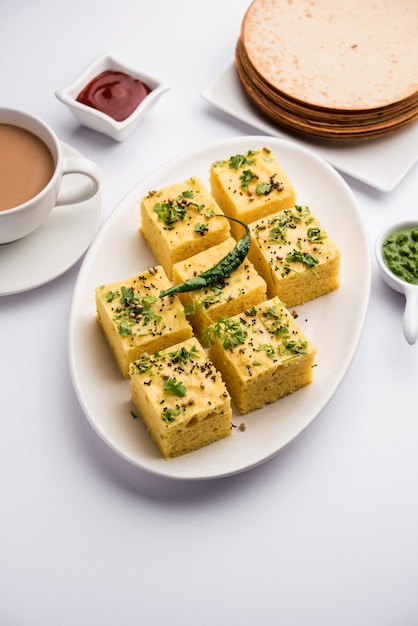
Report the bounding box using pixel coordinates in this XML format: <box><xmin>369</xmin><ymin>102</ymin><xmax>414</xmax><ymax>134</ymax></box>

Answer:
<box><xmin>171</xmin><ymin>237</ymin><xmax>267</xmax><ymax>339</ymax></box>
<box><xmin>205</xmin><ymin>297</ymin><xmax>317</xmax><ymax>415</ymax></box>
<box><xmin>209</xmin><ymin>146</ymin><xmax>296</xmax><ymax>237</ymax></box>
<box><xmin>129</xmin><ymin>338</ymin><xmax>232</xmax><ymax>459</ymax></box>
<box><xmin>248</xmin><ymin>204</ymin><xmax>340</xmax><ymax>307</ymax></box>
<box><xmin>140</xmin><ymin>176</ymin><xmax>230</xmax><ymax>278</ymax></box>
<box><xmin>95</xmin><ymin>266</ymin><xmax>192</xmax><ymax>378</ymax></box>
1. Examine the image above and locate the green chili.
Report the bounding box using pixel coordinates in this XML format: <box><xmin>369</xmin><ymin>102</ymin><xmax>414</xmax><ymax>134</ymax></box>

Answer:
<box><xmin>159</xmin><ymin>215</ymin><xmax>250</xmax><ymax>298</ymax></box>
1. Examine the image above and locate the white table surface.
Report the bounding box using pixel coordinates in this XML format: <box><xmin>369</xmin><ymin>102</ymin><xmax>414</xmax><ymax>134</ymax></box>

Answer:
<box><xmin>1</xmin><ymin>2</ymin><xmax>418</xmax><ymax>625</ymax></box>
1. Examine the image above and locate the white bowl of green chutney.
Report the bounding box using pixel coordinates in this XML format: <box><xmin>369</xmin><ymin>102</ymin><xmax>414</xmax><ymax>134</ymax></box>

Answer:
<box><xmin>376</xmin><ymin>220</ymin><xmax>418</xmax><ymax>345</ymax></box>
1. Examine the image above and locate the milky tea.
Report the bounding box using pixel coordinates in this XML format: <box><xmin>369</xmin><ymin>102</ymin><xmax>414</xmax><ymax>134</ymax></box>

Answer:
<box><xmin>0</xmin><ymin>123</ymin><xmax>55</xmax><ymax>212</ymax></box>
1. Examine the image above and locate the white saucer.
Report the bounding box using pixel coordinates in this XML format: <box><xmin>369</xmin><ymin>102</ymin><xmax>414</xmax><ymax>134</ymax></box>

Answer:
<box><xmin>202</xmin><ymin>64</ymin><xmax>418</xmax><ymax>192</ymax></box>
<box><xmin>0</xmin><ymin>143</ymin><xmax>104</xmax><ymax>296</ymax></box>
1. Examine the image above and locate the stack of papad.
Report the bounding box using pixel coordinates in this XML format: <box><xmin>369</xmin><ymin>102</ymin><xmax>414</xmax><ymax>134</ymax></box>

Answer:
<box><xmin>235</xmin><ymin>0</ymin><xmax>418</xmax><ymax>140</ymax></box>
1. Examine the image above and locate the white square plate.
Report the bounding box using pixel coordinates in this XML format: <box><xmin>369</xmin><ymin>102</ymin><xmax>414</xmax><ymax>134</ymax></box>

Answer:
<box><xmin>202</xmin><ymin>65</ymin><xmax>418</xmax><ymax>193</ymax></box>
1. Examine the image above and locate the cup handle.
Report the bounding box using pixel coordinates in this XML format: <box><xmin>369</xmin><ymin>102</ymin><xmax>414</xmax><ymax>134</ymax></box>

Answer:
<box><xmin>56</xmin><ymin>156</ymin><xmax>101</xmax><ymax>206</ymax></box>
<box><xmin>403</xmin><ymin>289</ymin><xmax>418</xmax><ymax>345</ymax></box>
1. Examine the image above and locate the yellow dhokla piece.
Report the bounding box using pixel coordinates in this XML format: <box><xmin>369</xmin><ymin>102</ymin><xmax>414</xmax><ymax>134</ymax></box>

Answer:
<box><xmin>130</xmin><ymin>338</ymin><xmax>232</xmax><ymax>459</ymax></box>
<box><xmin>171</xmin><ymin>237</ymin><xmax>267</xmax><ymax>339</ymax></box>
<box><xmin>248</xmin><ymin>205</ymin><xmax>340</xmax><ymax>307</ymax></box>
<box><xmin>206</xmin><ymin>297</ymin><xmax>317</xmax><ymax>415</ymax></box>
<box><xmin>209</xmin><ymin>146</ymin><xmax>296</xmax><ymax>237</ymax></box>
<box><xmin>140</xmin><ymin>176</ymin><xmax>230</xmax><ymax>278</ymax></box>
<box><xmin>95</xmin><ymin>266</ymin><xmax>192</xmax><ymax>378</ymax></box>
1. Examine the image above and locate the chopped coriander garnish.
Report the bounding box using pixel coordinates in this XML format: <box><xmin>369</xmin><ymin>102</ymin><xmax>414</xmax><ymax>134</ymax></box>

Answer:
<box><xmin>255</xmin><ymin>181</ymin><xmax>271</xmax><ymax>195</ymax></box>
<box><xmin>283</xmin><ymin>339</ymin><xmax>308</xmax><ymax>355</ymax></box>
<box><xmin>269</xmin><ymin>222</ymin><xmax>289</xmax><ymax>243</ymax></box>
<box><xmin>263</xmin><ymin>305</ymin><xmax>281</xmax><ymax>321</ymax></box>
<box><xmin>180</xmin><ymin>189</ymin><xmax>194</xmax><ymax>199</ymax></box>
<box><xmin>103</xmin><ymin>289</ymin><xmax>120</xmax><ymax>303</ymax></box>
<box><xmin>131</xmin><ymin>354</ymin><xmax>152</xmax><ymax>374</ymax></box>
<box><xmin>163</xmin><ymin>377</ymin><xmax>187</xmax><ymax>397</ymax></box>
<box><xmin>105</xmin><ymin>285</ymin><xmax>163</xmax><ymax>336</ymax></box>
<box><xmin>153</xmin><ymin>199</ymin><xmax>188</xmax><ymax>227</ymax></box>
<box><xmin>244</xmin><ymin>305</ymin><xmax>258</xmax><ymax>317</ymax></box>
<box><xmin>183</xmin><ymin>301</ymin><xmax>197</xmax><ymax>316</ymax></box>
<box><xmin>152</xmin><ymin>188</ymin><xmax>205</xmax><ymax>229</ymax></box>
<box><xmin>228</xmin><ymin>151</ymin><xmax>257</xmax><ymax>170</ymax></box>
<box><xmin>307</xmin><ymin>227</ymin><xmax>326</xmax><ymax>242</ymax></box>
<box><xmin>202</xmin><ymin>317</ymin><xmax>247</xmax><ymax>349</ymax></box>
<box><xmin>256</xmin><ymin>174</ymin><xmax>284</xmax><ymax>196</ymax></box>
<box><xmin>169</xmin><ymin>345</ymin><xmax>199</xmax><ymax>363</ymax></box>
<box><xmin>161</xmin><ymin>407</ymin><xmax>181</xmax><ymax>423</ymax></box>
<box><xmin>284</xmin><ymin>250</ymin><xmax>319</xmax><ymax>274</ymax></box>
<box><xmin>239</xmin><ymin>169</ymin><xmax>257</xmax><ymax>190</ymax></box>
<box><xmin>118</xmin><ymin>319</ymin><xmax>133</xmax><ymax>336</ymax></box>
<box><xmin>194</xmin><ymin>222</ymin><xmax>209</xmax><ymax>236</ymax></box>
<box><xmin>294</xmin><ymin>204</ymin><xmax>311</xmax><ymax>218</ymax></box>
<box><xmin>255</xmin><ymin>343</ymin><xmax>276</xmax><ymax>358</ymax></box>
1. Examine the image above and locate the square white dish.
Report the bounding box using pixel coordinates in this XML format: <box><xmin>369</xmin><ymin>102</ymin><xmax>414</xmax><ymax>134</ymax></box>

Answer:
<box><xmin>202</xmin><ymin>64</ymin><xmax>418</xmax><ymax>192</ymax></box>
<box><xmin>56</xmin><ymin>53</ymin><xmax>169</xmax><ymax>141</ymax></box>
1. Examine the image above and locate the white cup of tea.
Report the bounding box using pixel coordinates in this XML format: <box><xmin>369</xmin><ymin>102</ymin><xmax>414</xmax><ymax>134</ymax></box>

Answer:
<box><xmin>0</xmin><ymin>107</ymin><xmax>101</xmax><ymax>244</ymax></box>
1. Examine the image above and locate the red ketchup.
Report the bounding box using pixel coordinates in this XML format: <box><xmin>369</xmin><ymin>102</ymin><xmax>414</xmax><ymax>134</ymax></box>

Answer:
<box><xmin>76</xmin><ymin>70</ymin><xmax>151</xmax><ymax>122</ymax></box>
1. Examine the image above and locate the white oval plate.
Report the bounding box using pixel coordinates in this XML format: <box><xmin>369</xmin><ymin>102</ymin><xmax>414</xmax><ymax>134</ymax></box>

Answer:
<box><xmin>0</xmin><ymin>143</ymin><xmax>104</xmax><ymax>296</ymax></box>
<box><xmin>68</xmin><ymin>136</ymin><xmax>371</xmax><ymax>480</ymax></box>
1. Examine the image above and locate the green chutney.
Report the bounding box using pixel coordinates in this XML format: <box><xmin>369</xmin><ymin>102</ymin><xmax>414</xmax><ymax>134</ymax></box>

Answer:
<box><xmin>382</xmin><ymin>226</ymin><xmax>418</xmax><ymax>285</ymax></box>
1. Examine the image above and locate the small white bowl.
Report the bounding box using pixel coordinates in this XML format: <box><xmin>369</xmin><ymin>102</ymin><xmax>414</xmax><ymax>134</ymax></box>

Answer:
<box><xmin>55</xmin><ymin>53</ymin><xmax>170</xmax><ymax>141</ymax></box>
<box><xmin>375</xmin><ymin>220</ymin><xmax>418</xmax><ymax>345</ymax></box>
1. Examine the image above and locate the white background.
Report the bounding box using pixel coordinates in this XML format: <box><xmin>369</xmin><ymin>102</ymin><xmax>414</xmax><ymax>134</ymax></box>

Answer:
<box><xmin>1</xmin><ymin>1</ymin><xmax>418</xmax><ymax>624</ymax></box>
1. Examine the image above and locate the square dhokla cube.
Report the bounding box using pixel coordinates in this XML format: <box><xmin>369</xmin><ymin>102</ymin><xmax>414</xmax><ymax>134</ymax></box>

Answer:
<box><xmin>209</xmin><ymin>146</ymin><xmax>296</xmax><ymax>238</ymax></box>
<box><xmin>207</xmin><ymin>297</ymin><xmax>316</xmax><ymax>414</ymax></box>
<box><xmin>95</xmin><ymin>266</ymin><xmax>192</xmax><ymax>378</ymax></box>
<box><xmin>248</xmin><ymin>205</ymin><xmax>340</xmax><ymax>307</ymax></box>
<box><xmin>171</xmin><ymin>237</ymin><xmax>267</xmax><ymax>339</ymax></box>
<box><xmin>140</xmin><ymin>176</ymin><xmax>230</xmax><ymax>278</ymax></box>
<box><xmin>129</xmin><ymin>338</ymin><xmax>232</xmax><ymax>459</ymax></box>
